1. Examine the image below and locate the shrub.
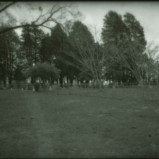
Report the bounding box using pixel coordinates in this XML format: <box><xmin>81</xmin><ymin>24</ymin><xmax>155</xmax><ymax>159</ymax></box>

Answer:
<box><xmin>26</xmin><ymin>63</ymin><xmax>60</xmax><ymax>82</ymax></box>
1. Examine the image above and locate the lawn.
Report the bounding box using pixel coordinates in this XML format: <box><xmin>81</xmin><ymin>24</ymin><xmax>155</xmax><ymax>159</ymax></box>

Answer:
<box><xmin>0</xmin><ymin>87</ymin><xmax>159</xmax><ymax>158</ymax></box>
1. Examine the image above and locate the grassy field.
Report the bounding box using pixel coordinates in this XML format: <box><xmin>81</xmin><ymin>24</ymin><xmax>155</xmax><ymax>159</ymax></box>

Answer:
<box><xmin>0</xmin><ymin>87</ymin><xmax>159</xmax><ymax>158</ymax></box>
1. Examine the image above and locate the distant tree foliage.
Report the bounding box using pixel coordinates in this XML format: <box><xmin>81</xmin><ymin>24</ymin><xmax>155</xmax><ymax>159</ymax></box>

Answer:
<box><xmin>50</xmin><ymin>24</ymin><xmax>76</xmax><ymax>87</ymax></box>
<box><xmin>102</xmin><ymin>11</ymin><xmax>147</xmax><ymax>85</ymax></box>
<box><xmin>69</xmin><ymin>21</ymin><xmax>94</xmax><ymax>46</ymax></box>
<box><xmin>21</xmin><ymin>25</ymin><xmax>45</xmax><ymax>66</ymax></box>
<box><xmin>68</xmin><ymin>21</ymin><xmax>95</xmax><ymax>80</ymax></box>
<box><xmin>0</xmin><ymin>26</ymin><xmax>20</xmax><ymax>86</ymax></box>
<box><xmin>0</xmin><ymin>3</ymin><xmax>159</xmax><ymax>89</ymax></box>
<box><xmin>26</xmin><ymin>63</ymin><xmax>60</xmax><ymax>82</ymax></box>
<box><xmin>102</xmin><ymin>11</ymin><xmax>127</xmax><ymax>45</ymax></box>
<box><xmin>40</xmin><ymin>34</ymin><xmax>52</xmax><ymax>63</ymax></box>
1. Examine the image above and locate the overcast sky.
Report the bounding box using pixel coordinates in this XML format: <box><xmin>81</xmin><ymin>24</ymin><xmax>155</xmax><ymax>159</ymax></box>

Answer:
<box><xmin>76</xmin><ymin>2</ymin><xmax>159</xmax><ymax>45</ymax></box>
<box><xmin>9</xmin><ymin>1</ymin><xmax>159</xmax><ymax>45</ymax></box>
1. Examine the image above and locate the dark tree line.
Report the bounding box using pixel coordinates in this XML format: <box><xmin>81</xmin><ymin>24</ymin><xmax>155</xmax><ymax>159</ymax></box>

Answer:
<box><xmin>0</xmin><ymin>8</ymin><xmax>159</xmax><ymax>88</ymax></box>
<box><xmin>101</xmin><ymin>11</ymin><xmax>147</xmax><ymax>85</ymax></box>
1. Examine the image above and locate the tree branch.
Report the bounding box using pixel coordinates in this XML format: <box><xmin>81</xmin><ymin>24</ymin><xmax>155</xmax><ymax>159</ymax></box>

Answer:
<box><xmin>0</xmin><ymin>4</ymin><xmax>65</xmax><ymax>34</ymax></box>
<box><xmin>0</xmin><ymin>2</ymin><xmax>17</xmax><ymax>14</ymax></box>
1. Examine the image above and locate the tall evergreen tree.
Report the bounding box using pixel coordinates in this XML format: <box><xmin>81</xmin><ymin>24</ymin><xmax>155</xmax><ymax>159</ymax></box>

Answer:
<box><xmin>50</xmin><ymin>24</ymin><xmax>75</xmax><ymax>86</ymax></box>
<box><xmin>101</xmin><ymin>11</ymin><xmax>128</xmax><ymax>46</ymax></box>
<box><xmin>69</xmin><ymin>21</ymin><xmax>94</xmax><ymax>47</ymax></box>
<box><xmin>101</xmin><ymin>11</ymin><xmax>147</xmax><ymax>85</ymax></box>
<box><xmin>69</xmin><ymin>21</ymin><xmax>95</xmax><ymax>83</ymax></box>
<box><xmin>68</xmin><ymin>21</ymin><xmax>107</xmax><ymax>87</ymax></box>
<box><xmin>0</xmin><ymin>26</ymin><xmax>20</xmax><ymax>86</ymax></box>
<box><xmin>40</xmin><ymin>34</ymin><xmax>52</xmax><ymax>63</ymax></box>
<box><xmin>21</xmin><ymin>25</ymin><xmax>45</xmax><ymax>66</ymax></box>
<box><xmin>123</xmin><ymin>12</ymin><xmax>146</xmax><ymax>52</ymax></box>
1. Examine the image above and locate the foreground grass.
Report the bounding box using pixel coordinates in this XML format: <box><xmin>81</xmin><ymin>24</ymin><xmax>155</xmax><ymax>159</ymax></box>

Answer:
<box><xmin>0</xmin><ymin>87</ymin><xmax>159</xmax><ymax>158</ymax></box>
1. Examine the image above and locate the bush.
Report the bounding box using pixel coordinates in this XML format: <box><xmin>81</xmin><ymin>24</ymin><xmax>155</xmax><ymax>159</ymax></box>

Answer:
<box><xmin>26</xmin><ymin>63</ymin><xmax>60</xmax><ymax>82</ymax></box>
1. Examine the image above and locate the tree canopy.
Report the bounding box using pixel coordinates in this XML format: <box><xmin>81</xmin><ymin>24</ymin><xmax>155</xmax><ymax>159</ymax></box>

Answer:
<box><xmin>101</xmin><ymin>11</ymin><xmax>147</xmax><ymax>85</ymax></box>
<box><xmin>0</xmin><ymin>4</ymin><xmax>159</xmax><ymax>88</ymax></box>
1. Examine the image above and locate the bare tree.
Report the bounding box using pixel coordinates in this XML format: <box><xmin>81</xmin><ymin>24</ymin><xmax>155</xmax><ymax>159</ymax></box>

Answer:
<box><xmin>0</xmin><ymin>2</ymin><xmax>17</xmax><ymax>14</ymax></box>
<box><xmin>110</xmin><ymin>41</ymin><xmax>159</xmax><ymax>86</ymax></box>
<box><xmin>144</xmin><ymin>42</ymin><xmax>159</xmax><ymax>61</ymax></box>
<box><xmin>62</xmin><ymin>39</ymin><xmax>107</xmax><ymax>88</ymax></box>
<box><xmin>0</xmin><ymin>2</ymin><xmax>75</xmax><ymax>34</ymax></box>
<box><xmin>107</xmin><ymin>42</ymin><xmax>146</xmax><ymax>86</ymax></box>
<box><xmin>61</xmin><ymin>23</ymin><xmax>108</xmax><ymax>88</ymax></box>
<box><xmin>143</xmin><ymin>42</ymin><xmax>159</xmax><ymax>85</ymax></box>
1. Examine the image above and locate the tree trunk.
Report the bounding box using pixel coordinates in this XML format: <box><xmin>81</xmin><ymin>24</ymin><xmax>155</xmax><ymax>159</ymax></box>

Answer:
<box><xmin>59</xmin><ymin>75</ymin><xmax>63</xmax><ymax>88</ymax></box>
<box><xmin>3</xmin><ymin>78</ymin><xmax>6</xmax><ymax>88</ymax></box>
<box><xmin>94</xmin><ymin>77</ymin><xmax>103</xmax><ymax>89</ymax></box>
<box><xmin>9</xmin><ymin>75</ymin><xmax>12</xmax><ymax>86</ymax></box>
<box><xmin>98</xmin><ymin>79</ymin><xmax>102</xmax><ymax>89</ymax></box>
<box><xmin>138</xmin><ymin>78</ymin><xmax>144</xmax><ymax>87</ymax></box>
<box><xmin>70</xmin><ymin>78</ymin><xmax>73</xmax><ymax>87</ymax></box>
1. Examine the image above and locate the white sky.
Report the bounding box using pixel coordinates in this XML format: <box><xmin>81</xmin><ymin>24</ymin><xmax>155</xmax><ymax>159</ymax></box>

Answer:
<box><xmin>76</xmin><ymin>2</ymin><xmax>159</xmax><ymax>45</ymax></box>
<box><xmin>7</xmin><ymin>1</ymin><xmax>159</xmax><ymax>45</ymax></box>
